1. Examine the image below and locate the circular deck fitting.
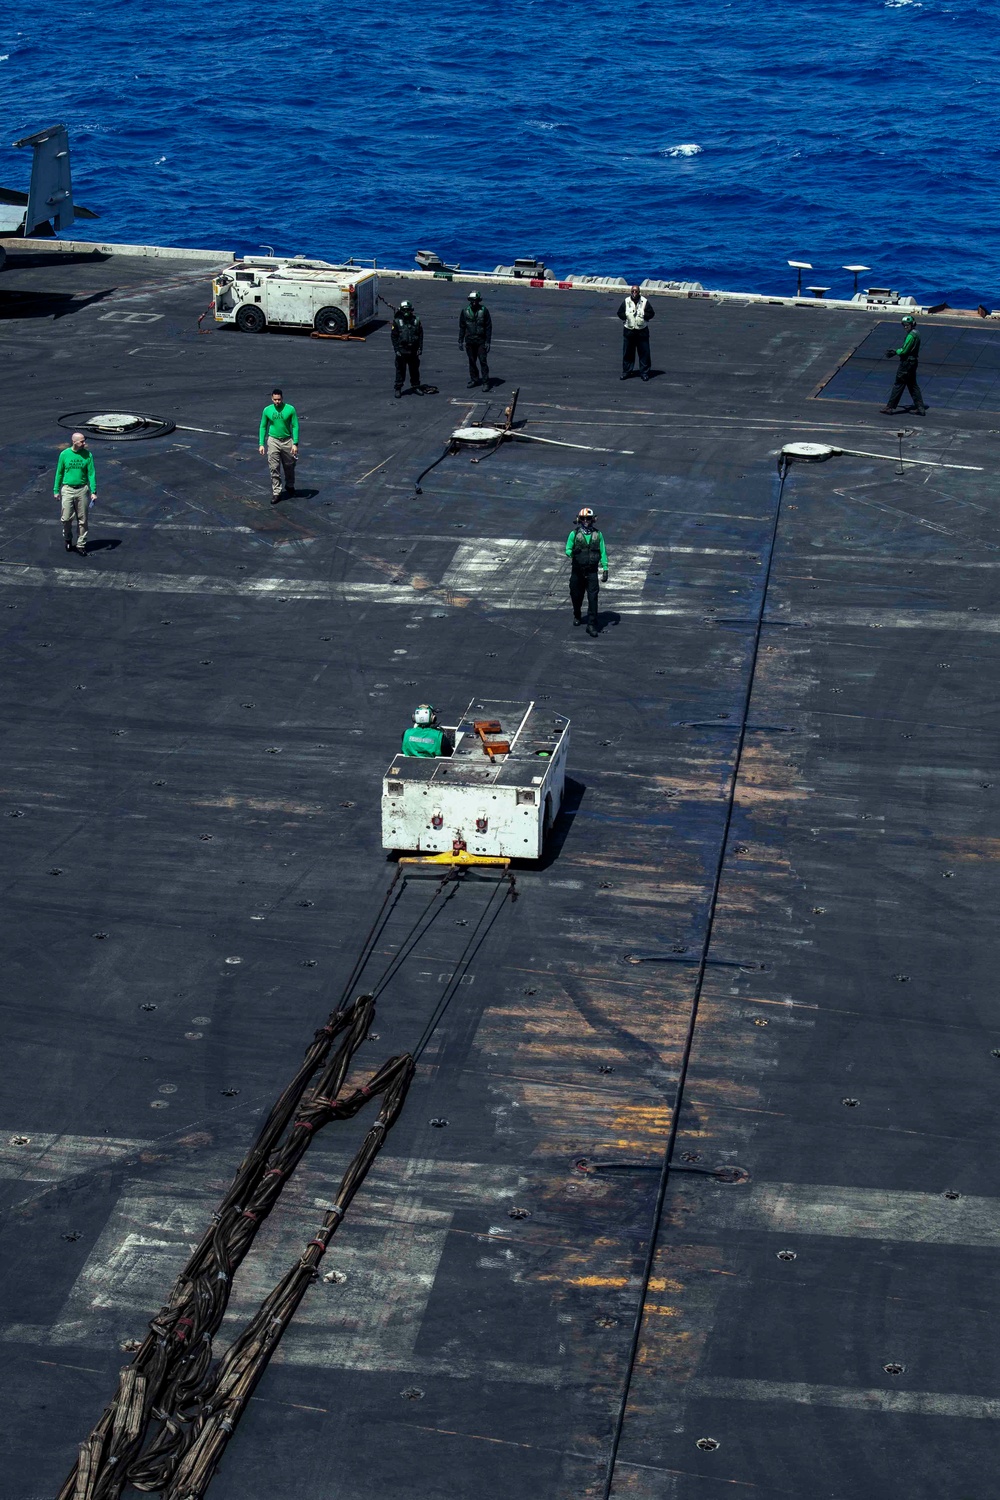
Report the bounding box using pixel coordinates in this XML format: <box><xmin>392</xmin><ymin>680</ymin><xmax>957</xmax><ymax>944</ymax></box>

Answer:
<box><xmin>89</xmin><ymin>411</ymin><xmax>143</xmax><ymax>431</ymax></box>
<box><xmin>781</xmin><ymin>441</ymin><xmax>836</xmax><ymax>461</ymax></box>
<box><xmin>451</xmin><ymin>424</ymin><xmax>505</xmax><ymax>444</ymax></box>
<box><xmin>57</xmin><ymin>409</ymin><xmax>177</xmax><ymax>441</ymax></box>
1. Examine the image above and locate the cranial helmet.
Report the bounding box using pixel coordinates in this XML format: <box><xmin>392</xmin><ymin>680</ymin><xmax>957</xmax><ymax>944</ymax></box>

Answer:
<box><xmin>468</xmin><ymin>290</ymin><xmax>482</xmax><ymax>302</ymax></box>
<box><xmin>577</xmin><ymin>506</ymin><xmax>595</xmax><ymax>522</ymax></box>
<box><xmin>399</xmin><ymin>300</ymin><xmax>413</xmax><ymax>314</ymax></box>
<box><xmin>901</xmin><ymin>314</ymin><xmax>915</xmax><ymax>325</ymax></box>
<box><xmin>413</xmin><ymin>704</ymin><xmax>437</xmax><ymax>727</ymax></box>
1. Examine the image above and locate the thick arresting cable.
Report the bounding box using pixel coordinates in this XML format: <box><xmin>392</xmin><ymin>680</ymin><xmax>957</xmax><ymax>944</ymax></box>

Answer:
<box><xmin>59</xmin><ymin>994</ymin><xmax>413</xmax><ymax>1500</ymax></box>
<box><xmin>161</xmin><ymin>1058</ymin><xmax>413</xmax><ymax>1500</ymax></box>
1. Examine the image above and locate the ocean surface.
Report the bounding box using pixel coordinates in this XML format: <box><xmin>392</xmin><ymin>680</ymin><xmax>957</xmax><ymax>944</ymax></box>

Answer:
<box><xmin>3</xmin><ymin>0</ymin><xmax>998</xmax><ymax>304</ymax></box>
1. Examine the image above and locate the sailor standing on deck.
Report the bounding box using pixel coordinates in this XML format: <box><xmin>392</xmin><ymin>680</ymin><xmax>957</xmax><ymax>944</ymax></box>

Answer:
<box><xmin>391</xmin><ymin>301</ymin><xmax>424</xmax><ymax>398</ymax></box>
<box><xmin>566</xmin><ymin>507</ymin><xmax>609</xmax><ymax>638</ymax></box>
<box><xmin>258</xmin><ymin>388</ymin><xmax>299</xmax><ymax>503</ymax></box>
<box><xmin>459</xmin><ymin>290</ymin><xmax>492</xmax><ymax>388</ymax></box>
<box><xmin>54</xmin><ymin>431</ymin><xmax>96</xmax><ymax>554</ymax></box>
<box><xmin>617</xmin><ymin>285</ymin><xmax>655</xmax><ymax>381</ymax></box>
<box><xmin>881</xmin><ymin>315</ymin><xmax>927</xmax><ymax>416</ymax></box>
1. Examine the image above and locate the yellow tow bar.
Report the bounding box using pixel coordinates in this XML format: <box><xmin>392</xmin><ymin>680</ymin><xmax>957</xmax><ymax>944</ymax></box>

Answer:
<box><xmin>400</xmin><ymin>852</ymin><xmax>511</xmax><ymax>869</ymax></box>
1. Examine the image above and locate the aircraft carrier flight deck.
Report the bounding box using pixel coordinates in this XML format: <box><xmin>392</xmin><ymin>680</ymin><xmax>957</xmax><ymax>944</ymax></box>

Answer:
<box><xmin>1</xmin><ymin>244</ymin><xmax>998</xmax><ymax>1500</ymax></box>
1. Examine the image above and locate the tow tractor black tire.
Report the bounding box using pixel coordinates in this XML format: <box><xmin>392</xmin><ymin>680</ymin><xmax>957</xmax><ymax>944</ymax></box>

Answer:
<box><xmin>543</xmin><ymin>794</ymin><xmax>555</xmax><ymax>844</ymax></box>
<box><xmin>314</xmin><ymin>306</ymin><xmax>349</xmax><ymax>336</ymax></box>
<box><xmin>235</xmin><ymin>304</ymin><xmax>266</xmax><ymax>333</ymax></box>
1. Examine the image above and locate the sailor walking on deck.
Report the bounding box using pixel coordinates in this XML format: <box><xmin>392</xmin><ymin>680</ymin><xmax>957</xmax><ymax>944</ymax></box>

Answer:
<box><xmin>566</xmin><ymin>507</ymin><xmax>608</xmax><ymax>638</ymax></box>
<box><xmin>618</xmin><ymin>285</ymin><xmax>654</xmax><ymax>381</ymax></box>
<box><xmin>391</xmin><ymin>301</ymin><xmax>424</xmax><ymax>398</ymax></box>
<box><xmin>54</xmin><ymin>431</ymin><xmax>96</xmax><ymax>555</ymax></box>
<box><xmin>459</xmin><ymin>290</ymin><xmax>492</xmax><ymax>388</ymax></box>
<box><xmin>258</xmin><ymin>387</ymin><xmax>299</xmax><ymax>502</ymax></box>
<box><xmin>881</xmin><ymin>315</ymin><xmax>927</xmax><ymax>416</ymax></box>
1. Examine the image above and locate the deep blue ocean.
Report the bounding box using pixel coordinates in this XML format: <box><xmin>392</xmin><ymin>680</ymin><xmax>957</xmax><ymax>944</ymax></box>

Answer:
<box><xmin>3</xmin><ymin>0</ymin><xmax>997</xmax><ymax>304</ymax></box>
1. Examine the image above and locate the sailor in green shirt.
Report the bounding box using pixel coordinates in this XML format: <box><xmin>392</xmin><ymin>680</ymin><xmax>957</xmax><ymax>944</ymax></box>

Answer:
<box><xmin>402</xmin><ymin>704</ymin><xmax>454</xmax><ymax>757</ymax></box>
<box><xmin>258</xmin><ymin>387</ymin><xmax>300</xmax><ymax>502</ymax></box>
<box><xmin>881</xmin><ymin>315</ymin><xmax>927</xmax><ymax>416</ymax></box>
<box><xmin>53</xmin><ymin>431</ymin><xmax>97</xmax><ymax>554</ymax></box>
<box><xmin>565</xmin><ymin>507</ymin><xmax>609</xmax><ymax>637</ymax></box>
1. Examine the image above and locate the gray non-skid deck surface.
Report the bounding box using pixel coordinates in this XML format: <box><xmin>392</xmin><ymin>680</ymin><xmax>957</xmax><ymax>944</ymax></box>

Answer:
<box><xmin>819</xmin><ymin>319</ymin><xmax>1000</xmax><ymax>410</ymax></box>
<box><xmin>0</xmin><ymin>250</ymin><xmax>998</xmax><ymax>1500</ymax></box>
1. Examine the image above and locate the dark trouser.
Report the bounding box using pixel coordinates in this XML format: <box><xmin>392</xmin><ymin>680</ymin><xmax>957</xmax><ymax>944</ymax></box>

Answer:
<box><xmin>394</xmin><ymin>351</ymin><xmax>421</xmax><ymax>390</ymax></box>
<box><xmin>466</xmin><ymin>341</ymin><xmax>489</xmax><ymax>384</ymax></box>
<box><xmin>570</xmin><ymin>565</ymin><xmax>600</xmax><ymax>627</ymax></box>
<box><xmin>885</xmin><ymin>361</ymin><xmax>925</xmax><ymax>411</ymax></box>
<box><xmin>622</xmin><ymin>327</ymin><xmax>651</xmax><ymax>376</ymax></box>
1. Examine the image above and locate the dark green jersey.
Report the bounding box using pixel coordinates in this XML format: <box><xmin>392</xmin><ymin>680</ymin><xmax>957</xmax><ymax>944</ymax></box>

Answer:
<box><xmin>258</xmin><ymin>402</ymin><xmax>299</xmax><ymax>444</ymax></box>
<box><xmin>402</xmin><ymin>725</ymin><xmax>445</xmax><ymax>757</ymax></box>
<box><xmin>54</xmin><ymin>447</ymin><xmax>96</xmax><ymax>494</ymax></box>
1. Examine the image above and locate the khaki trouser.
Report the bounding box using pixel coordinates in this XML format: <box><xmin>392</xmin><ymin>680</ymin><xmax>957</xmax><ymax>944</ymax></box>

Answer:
<box><xmin>266</xmin><ymin>436</ymin><xmax>296</xmax><ymax>496</ymax></box>
<box><xmin>60</xmin><ymin>483</ymin><xmax>91</xmax><ymax>546</ymax></box>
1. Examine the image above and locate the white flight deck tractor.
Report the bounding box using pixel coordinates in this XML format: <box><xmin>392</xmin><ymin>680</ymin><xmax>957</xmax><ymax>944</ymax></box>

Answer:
<box><xmin>212</xmin><ymin>257</ymin><xmax>379</xmax><ymax>335</ymax></box>
<box><xmin>382</xmin><ymin>699</ymin><xmax>570</xmax><ymax>862</ymax></box>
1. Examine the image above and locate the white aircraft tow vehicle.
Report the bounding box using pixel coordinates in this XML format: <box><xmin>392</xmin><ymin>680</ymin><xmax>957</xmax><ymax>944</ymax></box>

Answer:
<box><xmin>212</xmin><ymin>256</ymin><xmax>379</xmax><ymax>335</ymax></box>
<box><xmin>382</xmin><ymin>699</ymin><xmax>569</xmax><ymax>863</ymax></box>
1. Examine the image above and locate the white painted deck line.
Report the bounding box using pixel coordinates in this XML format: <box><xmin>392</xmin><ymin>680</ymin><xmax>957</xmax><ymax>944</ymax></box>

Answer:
<box><xmin>4</xmin><ymin>523</ymin><xmax>758</xmax><ymax>558</ymax></box>
<box><xmin>777</xmin><ymin>606</ymin><xmax>1000</xmax><ymax>633</ymax></box>
<box><xmin>699</xmin><ymin>1181</ymin><xmax>1000</xmax><ymax>1247</ymax></box>
<box><xmin>5</xmin><ymin>1153</ymin><xmax>564</xmax><ymax>1383</ymax></box>
<box><xmin>0</xmin><ymin>564</ymin><xmax>415</xmax><ymax>604</ymax></box>
<box><xmin>441</xmin><ymin>539</ymin><xmax>656</xmax><ymax>609</ymax></box>
<box><xmin>9</xmin><ymin>560</ymin><xmax>1000</xmax><ymax>627</ymax></box>
<box><xmin>0</xmin><ymin>1132</ymin><xmax>150</xmax><ymax>1182</ymax></box>
<box><xmin>692</xmin><ymin>1377</ymin><xmax>1000</xmax><ymax>1420</ymax></box>
<box><xmin>20</xmin><ymin>519</ymin><xmax>257</xmax><ymax>535</ymax></box>
<box><xmin>805</xmin><ymin>552</ymin><xmax>1000</xmax><ymax>570</ymax></box>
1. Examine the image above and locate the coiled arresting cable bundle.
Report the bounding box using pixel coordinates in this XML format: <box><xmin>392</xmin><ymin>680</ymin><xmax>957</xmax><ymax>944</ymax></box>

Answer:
<box><xmin>60</xmin><ymin>993</ymin><xmax>414</xmax><ymax>1500</ymax></box>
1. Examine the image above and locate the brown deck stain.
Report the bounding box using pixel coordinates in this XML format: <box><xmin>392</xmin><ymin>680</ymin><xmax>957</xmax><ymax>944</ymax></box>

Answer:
<box><xmin>938</xmin><ymin>835</ymin><xmax>1000</xmax><ymax>862</ymax></box>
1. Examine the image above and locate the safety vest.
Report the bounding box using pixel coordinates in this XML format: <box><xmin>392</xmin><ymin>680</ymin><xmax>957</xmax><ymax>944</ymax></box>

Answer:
<box><xmin>402</xmin><ymin>725</ymin><xmax>444</xmax><ymax>757</ymax></box>
<box><xmin>394</xmin><ymin>316</ymin><xmax>421</xmax><ymax>352</ymax></box>
<box><xmin>463</xmin><ymin>305</ymin><xmax>489</xmax><ymax>341</ymax></box>
<box><xmin>571</xmin><ymin>528</ymin><xmax>604</xmax><ymax>568</ymax></box>
<box><xmin>622</xmin><ymin>296</ymin><xmax>649</xmax><ymax>331</ymax></box>
<box><xmin>898</xmin><ymin>329</ymin><xmax>920</xmax><ymax>364</ymax></box>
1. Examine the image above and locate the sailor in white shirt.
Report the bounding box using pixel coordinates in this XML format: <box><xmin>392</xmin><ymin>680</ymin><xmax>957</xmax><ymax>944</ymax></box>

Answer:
<box><xmin>617</xmin><ymin>284</ymin><xmax>655</xmax><ymax>381</ymax></box>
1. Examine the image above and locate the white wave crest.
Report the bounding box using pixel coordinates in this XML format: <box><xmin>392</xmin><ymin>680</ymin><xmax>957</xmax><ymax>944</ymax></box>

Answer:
<box><xmin>525</xmin><ymin>119</ymin><xmax>560</xmax><ymax>131</ymax></box>
<box><xmin>154</xmin><ymin>155</ymin><xmax>167</xmax><ymax>165</ymax></box>
<box><xmin>662</xmin><ymin>142</ymin><xmax>702</xmax><ymax>157</ymax></box>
